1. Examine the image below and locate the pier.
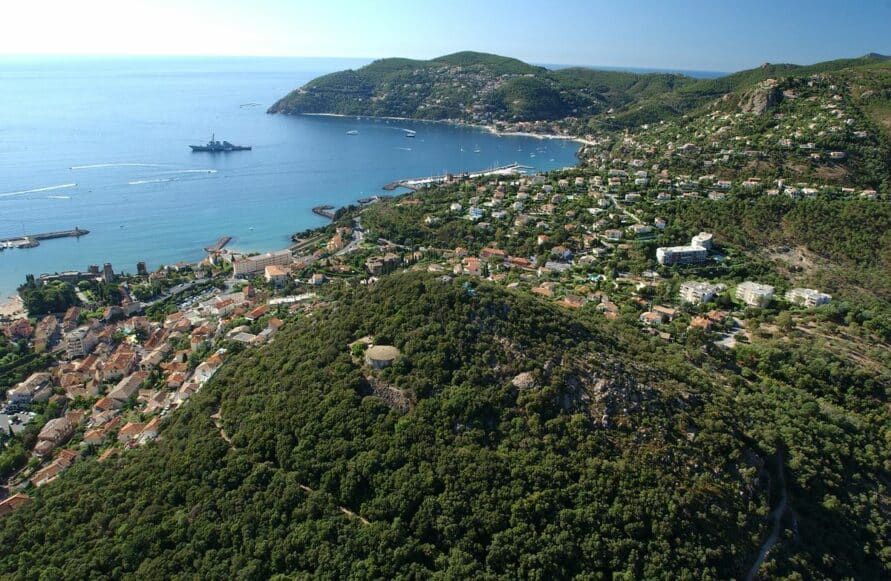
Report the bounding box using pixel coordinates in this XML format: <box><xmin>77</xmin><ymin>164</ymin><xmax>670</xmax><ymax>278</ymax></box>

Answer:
<box><xmin>383</xmin><ymin>163</ymin><xmax>531</xmax><ymax>191</ymax></box>
<box><xmin>312</xmin><ymin>205</ymin><xmax>337</xmax><ymax>220</ymax></box>
<box><xmin>0</xmin><ymin>228</ymin><xmax>89</xmax><ymax>249</ymax></box>
<box><xmin>204</xmin><ymin>236</ymin><xmax>232</xmax><ymax>253</ymax></box>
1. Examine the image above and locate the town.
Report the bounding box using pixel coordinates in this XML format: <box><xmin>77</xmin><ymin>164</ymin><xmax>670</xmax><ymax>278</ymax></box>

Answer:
<box><xmin>0</xmin><ymin>66</ymin><xmax>887</xmax><ymax>519</ymax></box>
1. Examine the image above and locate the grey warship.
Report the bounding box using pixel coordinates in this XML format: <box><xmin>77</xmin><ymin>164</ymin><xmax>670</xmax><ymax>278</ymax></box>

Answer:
<box><xmin>189</xmin><ymin>134</ymin><xmax>252</xmax><ymax>152</ymax></box>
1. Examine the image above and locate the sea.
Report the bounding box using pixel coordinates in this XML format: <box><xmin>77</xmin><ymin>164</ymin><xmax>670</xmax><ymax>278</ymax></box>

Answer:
<box><xmin>0</xmin><ymin>56</ymin><xmax>581</xmax><ymax>298</ymax></box>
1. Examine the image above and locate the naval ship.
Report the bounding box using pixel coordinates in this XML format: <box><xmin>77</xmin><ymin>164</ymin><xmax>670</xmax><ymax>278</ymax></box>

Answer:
<box><xmin>189</xmin><ymin>134</ymin><xmax>252</xmax><ymax>152</ymax></box>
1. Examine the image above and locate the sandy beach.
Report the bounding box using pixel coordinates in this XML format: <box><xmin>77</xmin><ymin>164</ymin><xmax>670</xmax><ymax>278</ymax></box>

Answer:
<box><xmin>0</xmin><ymin>294</ymin><xmax>25</xmax><ymax>320</ymax></box>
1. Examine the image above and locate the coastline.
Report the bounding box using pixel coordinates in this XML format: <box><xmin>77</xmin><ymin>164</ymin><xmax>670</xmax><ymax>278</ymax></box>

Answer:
<box><xmin>299</xmin><ymin>112</ymin><xmax>594</xmax><ymax>148</ymax></box>
<box><xmin>3</xmin><ymin>115</ymin><xmax>586</xmax><ymax>296</ymax></box>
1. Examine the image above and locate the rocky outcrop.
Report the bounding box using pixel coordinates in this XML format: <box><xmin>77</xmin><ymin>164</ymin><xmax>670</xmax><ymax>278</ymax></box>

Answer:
<box><xmin>741</xmin><ymin>81</ymin><xmax>784</xmax><ymax>114</ymax></box>
<box><xmin>511</xmin><ymin>371</ymin><xmax>536</xmax><ymax>390</ymax></box>
<box><xmin>360</xmin><ymin>375</ymin><xmax>413</xmax><ymax>413</ymax></box>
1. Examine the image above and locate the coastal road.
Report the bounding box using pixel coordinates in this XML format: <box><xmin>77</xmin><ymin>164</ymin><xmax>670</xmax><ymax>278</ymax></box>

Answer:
<box><xmin>335</xmin><ymin>218</ymin><xmax>365</xmax><ymax>256</ymax></box>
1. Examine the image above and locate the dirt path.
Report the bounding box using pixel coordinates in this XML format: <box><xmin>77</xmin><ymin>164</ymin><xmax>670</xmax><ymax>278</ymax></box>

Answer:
<box><xmin>746</xmin><ymin>450</ymin><xmax>788</xmax><ymax>581</ymax></box>
<box><xmin>210</xmin><ymin>411</ymin><xmax>232</xmax><ymax>446</ymax></box>
<box><xmin>212</xmin><ymin>409</ymin><xmax>370</xmax><ymax>526</ymax></box>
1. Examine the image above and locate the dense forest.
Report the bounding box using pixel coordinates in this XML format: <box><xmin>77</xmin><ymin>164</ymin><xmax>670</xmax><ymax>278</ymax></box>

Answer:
<box><xmin>1</xmin><ymin>273</ymin><xmax>887</xmax><ymax>578</ymax></box>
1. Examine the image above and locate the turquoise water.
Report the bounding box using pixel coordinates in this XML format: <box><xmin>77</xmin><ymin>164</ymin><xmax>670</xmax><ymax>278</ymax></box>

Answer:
<box><xmin>0</xmin><ymin>57</ymin><xmax>579</xmax><ymax>297</ymax></box>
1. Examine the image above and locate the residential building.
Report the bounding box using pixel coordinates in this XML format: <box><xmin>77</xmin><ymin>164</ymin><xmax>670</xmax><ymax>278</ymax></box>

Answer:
<box><xmin>118</xmin><ymin>422</ymin><xmax>147</xmax><ymax>444</ymax></box>
<box><xmin>232</xmin><ymin>250</ymin><xmax>292</xmax><ymax>277</ymax></box>
<box><xmin>65</xmin><ymin>327</ymin><xmax>98</xmax><ymax>359</ymax></box>
<box><xmin>30</xmin><ymin>449</ymin><xmax>79</xmax><ymax>487</ymax></box>
<box><xmin>639</xmin><ymin>311</ymin><xmax>665</xmax><ymax>326</ymax></box>
<box><xmin>107</xmin><ymin>372</ymin><xmax>149</xmax><ymax>404</ymax></box>
<box><xmin>679</xmin><ymin>281</ymin><xmax>726</xmax><ymax>304</ymax></box>
<box><xmin>34</xmin><ymin>417</ymin><xmax>74</xmax><ymax>456</ymax></box>
<box><xmin>264</xmin><ymin>265</ymin><xmax>289</xmax><ymax>286</ymax></box>
<box><xmin>736</xmin><ymin>282</ymin><xmax>775</xmax><ymax>307</ymax></box>
<box><xmin>8</xmin><ymin>372</ymin><xmax>52</xmax><ymax>406</ymax></box>
<box><xmin>0</xmin><ymin>493</ymin><xmax>30</xmax><ymax>516</ymax></box>
<box><xmin>785</xmin><ymin>288</ymin><xmax>831</xmax><ymax>308</ymax></box>
<box><xmin>656</xmin><ymin>245</ymin><xmax>708</xmax><ymax>266</ymax></box>
<box><xmin>3</xmin><ymin>319</ymin><xmax>34</xmax><ymax>341</ymax></box>
<box><xmin>657</xmin><ymin>232</ymin><xmax>714</xmax><ymax>266</ymax></box>
<box><xmin>691</xmin><ymin>232</ymin><xmax>714</xmax><ymax>250</ymax></box>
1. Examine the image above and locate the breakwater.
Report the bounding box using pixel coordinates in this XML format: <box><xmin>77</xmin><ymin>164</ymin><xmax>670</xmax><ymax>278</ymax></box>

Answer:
<box><xmin>0</xmin><ymin>228</ymin><xmax>89</xmax><ymax>250</ymax></box>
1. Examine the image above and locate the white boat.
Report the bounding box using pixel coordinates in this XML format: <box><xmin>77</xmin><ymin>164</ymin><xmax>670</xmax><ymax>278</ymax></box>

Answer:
<box><xmin>346</xmin><ymin>130</ymin><xmax>359</xmax><ymax>135</ymax></box>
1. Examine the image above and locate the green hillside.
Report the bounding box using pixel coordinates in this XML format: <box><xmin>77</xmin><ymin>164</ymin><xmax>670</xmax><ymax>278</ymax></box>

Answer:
<box><xmin>606</xmin><ymin>53</ymin><xmax>891</xmax><ymax>128</ymax></box>
<box><xmin>268</xmin><ymin>51</ymin><xmax>693</xmax><ymax>122</ymax></box>
<box><xmin>1</xmin><ymin>271</ymin><xmax>888</xmax><ymax>578</ymax></box>
<box><xmin>269</xmin><ymin>52</ymin><xmax>891</xmax><ymax>128</ymax></box>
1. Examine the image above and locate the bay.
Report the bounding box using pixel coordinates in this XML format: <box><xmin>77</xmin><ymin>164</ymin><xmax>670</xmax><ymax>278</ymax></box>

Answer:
<box><xmin>0</xmin><ymin>56</ymin><xmax>580</xmax><ymax>298</ymax></box>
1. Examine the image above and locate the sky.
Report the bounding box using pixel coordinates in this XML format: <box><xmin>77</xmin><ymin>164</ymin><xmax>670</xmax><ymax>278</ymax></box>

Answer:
<box><xmin>1</xmin><ymin>0</ymin><xmax>889</xmax><ymax>72</ymax></box>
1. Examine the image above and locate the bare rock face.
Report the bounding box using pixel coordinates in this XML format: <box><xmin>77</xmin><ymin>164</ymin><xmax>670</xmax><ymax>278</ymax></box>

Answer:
<box><xmin>511</xmin><ymin>371</ymin><xmax>536</xmax><ymax>390</ymax></box>
<box><xmin>741</xmin><ymin>82</ymin><xmax>784</xmax><ymax>114</ymax></box>
<box><xmin>360</xmin><ymin>375</ymin><xmax>413</xmax><ymax>413</ymax></box>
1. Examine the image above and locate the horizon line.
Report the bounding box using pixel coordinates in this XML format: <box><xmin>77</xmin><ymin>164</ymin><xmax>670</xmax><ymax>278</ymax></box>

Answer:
<box><xmin>0</xmin><ymin>50</ymin><xmax>883</xmax><ymax>75</ymax></box>
<box><xmin>0</xmin><ymin>52</ymin><xmax>735</xmax><ymax>75</ymax></box>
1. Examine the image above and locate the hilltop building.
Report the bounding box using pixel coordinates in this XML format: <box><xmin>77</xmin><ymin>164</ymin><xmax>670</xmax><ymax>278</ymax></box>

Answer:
<box><xmin>365</xmin><ymin>345</ymin><xmax>400</xmax><ymax>369</ymax></box>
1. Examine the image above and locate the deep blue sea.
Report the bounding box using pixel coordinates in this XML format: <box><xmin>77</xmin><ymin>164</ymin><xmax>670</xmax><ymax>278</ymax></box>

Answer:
<box><xmin>0</xmin><ymin>57</ymin><xmax>580</xmax><ymax>298</ymax></box>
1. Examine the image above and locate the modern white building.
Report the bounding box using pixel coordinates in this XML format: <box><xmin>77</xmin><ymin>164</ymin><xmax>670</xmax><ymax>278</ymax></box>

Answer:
<box><xmin>657</xmin><ymin>245</ymin><xmax>708</xmax><ymax>266</ymax></box>
<box><xmin>691</xmin><ymin>232</ymin><xmax>714</xmax><ymax>250</ymax></box>
<box><xmin>736</xmin><ymin>281</ymin><xmax>775</xmax><ymax>307</ymax></box>
<box><xmin>656</xmin><ymin>232</ymin><xmax>714</xmax><ymax>266</ymax></box>
<box><xmin>232</xmin><ymin>250</ymin><xmax>292</xmax><ymax>277</ymax></box>
<box><xmin>679</xmin><ymin>281</ymin><xmax>726</xmax><ymax>304</ymax></box>
<box><xmin>785</xmin><ymin>288</ymin><xmax>831</xmax><ymax>308</ymax></box>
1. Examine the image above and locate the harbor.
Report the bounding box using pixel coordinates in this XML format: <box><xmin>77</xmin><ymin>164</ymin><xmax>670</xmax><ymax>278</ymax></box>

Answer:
<box><xmin>0</xmin><ymin>228</ymin><xmax>89</xmax><ymax>250</ymax></box>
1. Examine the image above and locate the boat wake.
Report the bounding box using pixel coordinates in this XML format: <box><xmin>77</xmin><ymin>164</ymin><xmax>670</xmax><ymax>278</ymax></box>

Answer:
<box><xmin>71</xmin><ymin>163</ymin><xmax>166</xmax><ymax>170</ymax></box>
<box><xmin>128</xmin><ymin>178</ymin><xmax>173</xmax><ymax>186</ymax></box>
<box><xmin>161</xmin><ymin>169</ymin><xmax>218</xmax><ymax>175</ymax></box>
<box><xmin>0</xmin><ymin>183</ymin><xmax>77</xmax><ymax>198</ymax></box>
<box><xmin>396</xmin><ymin>147</ymin><xmax>412</xmax><ymax>151</ymax></box>
<box><xmin>46</xmin><ymin>195</ymin><xmax>71</xmax><ymax>200</ymax></box>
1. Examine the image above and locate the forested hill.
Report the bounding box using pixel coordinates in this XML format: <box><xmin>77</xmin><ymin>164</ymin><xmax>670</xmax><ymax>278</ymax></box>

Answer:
<box><xmin>268</xmin><ymin>51</ymin><xmax>891</xmax><ymax>127</ymax></box>
<box><xmin>1</xmin><ymin>272</ymin><xmax>888</xmax><ymax>578</ymax></box>
<box><xmin>267</xmin><ymin>50</ymin><xmax>693</xmax><ymax>122</ymax></box>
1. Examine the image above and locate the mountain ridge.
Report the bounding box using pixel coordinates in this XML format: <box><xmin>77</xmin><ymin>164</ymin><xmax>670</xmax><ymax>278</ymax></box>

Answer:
<box><xmin>269</xmin><ymin>50</ymin><xmax>891</xmax><ymax>127</ymax></box>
